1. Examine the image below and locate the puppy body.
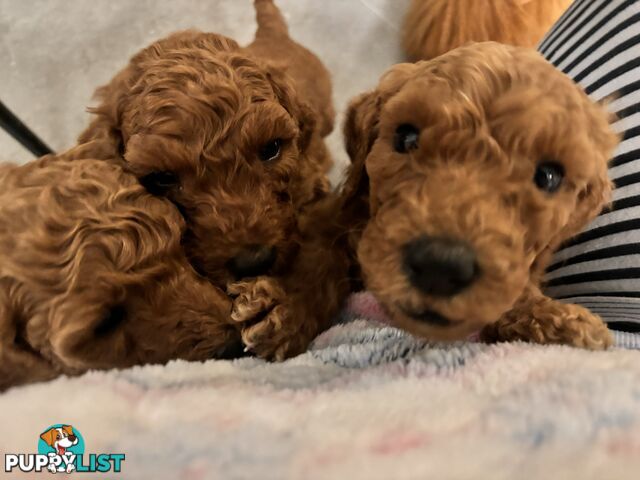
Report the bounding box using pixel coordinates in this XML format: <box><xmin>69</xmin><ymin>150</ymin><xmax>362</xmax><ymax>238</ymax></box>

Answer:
<box><xmin>0</xmin><ymin>143</ymin><xmax>240</xmax><ymax>390</ymax></box>
<box><xmin>403</xmin><ymin>0</ymin><xmax>573</xmax><ymax>61</ymax></box>
<box><xmin>75</xmin><ymin>0</ymin><xmax>339</xmax><ymax>360</ymax></box>
<box><xmin>341</xmin><ymin>43</ymin><xmax>618</xmax><ymax>349</ymax></box>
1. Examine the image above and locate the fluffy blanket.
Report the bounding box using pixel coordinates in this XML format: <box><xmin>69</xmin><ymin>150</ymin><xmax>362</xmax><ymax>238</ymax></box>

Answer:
<box><xmin>1</xmin><ymin>293</ymin><xmax>640</xmax><ymax>479</ymax></box>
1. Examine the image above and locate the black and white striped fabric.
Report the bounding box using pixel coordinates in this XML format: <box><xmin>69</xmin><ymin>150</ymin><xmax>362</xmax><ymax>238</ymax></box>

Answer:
<box><xmin>539</xmin><ymin>0</ymin><xmax>640</xmax><ymax>333</ymax></box>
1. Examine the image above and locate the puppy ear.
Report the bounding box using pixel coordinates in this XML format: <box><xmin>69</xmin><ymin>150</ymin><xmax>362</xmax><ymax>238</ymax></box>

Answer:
<box><xmin>560</xmin><ymin>174</ymin><xmax>613</xmax><ymax>245</ymax></box>
<box><xmin>264</xmin><ymin>65</ymin><xmax>318</xmax><ymax>153</ymax></box>
<box><xmin>530</xmin><ymin>164</ymin><xmax>613</xmax><ymax>280</ymax></box>
<box><xmin>78</xmin><ymin>68</ymin><xmax>132</xmax><ymax>158</ymax></box>
<box><xmin>62</xmin><ymin>426</ymin><xmax>74</xmax><ymax>436</ymax></box>
<box><xmin>341</xmin><ymin>91</ymin><xmax>381</xmax><ymax>205</ymax></box>
<box><xmin>296</xmin><ymin>101</ymin><xmax>319</xmax><ymax>153</ymax></box>
<box><xmin>40</xmin><ymin>429</ymin><xmax>57</xmax><ymax>447</ymax></box>
<box><xmin>342</xmin><ymin>62</ymin><xmax>419</xmax><ymax>205</ymax></box>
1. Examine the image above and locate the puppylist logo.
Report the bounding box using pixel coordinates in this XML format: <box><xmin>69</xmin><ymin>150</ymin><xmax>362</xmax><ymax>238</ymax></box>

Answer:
<box><xmin>5</xmin><ymin>424</ymin><xmax>125</xmax><ymax>474</ymax></box>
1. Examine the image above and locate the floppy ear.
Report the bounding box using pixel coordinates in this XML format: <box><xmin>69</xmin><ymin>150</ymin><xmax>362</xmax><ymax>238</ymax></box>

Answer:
<box><xmin>77</xmin><ymin>67</ymin><xmax>133</xmax><ymax>158</ymax></box>
<box><xmin>40</xmin><ymin>428</ymin><xmax>57</xmax><ymax>447</ymax></box>
<box><xmin>341</xmin><ymin>90</ymin><xmax>381</xmax><ymax>206</ymax></box>
<box><xmin>530</xmin><ymin>164</ymin><xmax>613</xmax><ymax>281</ymax></box>
<box><xmin>341</xmin><ymin>62</ymin><xmax>420</xmax><ymax>206</ymax></box>
<box><xmin>264</xmin><ymin>65</ymin><xmax>318</xmax><ymax>153</ymax></box>
<box><xmin>569</xmin><ymin>175</ymin><xmax>613</xmax><ymax>236</ymax></box>
<box><xmin>295</xmin><ymin>101</ymin><xmax>319</xmax><ymax>153</ymax></box>
<box><xmin>62</xmin><ymin>425</ymin><xmax>74</xmax><ymax>436</ymax></box>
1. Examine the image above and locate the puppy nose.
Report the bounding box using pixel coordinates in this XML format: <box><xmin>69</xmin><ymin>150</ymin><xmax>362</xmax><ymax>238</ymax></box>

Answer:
<box><xmin>228</xmin><ymin>245</ymin><xmax>277</xmax><ymax>279</ymax></box>
<box><xmin>68</xmin><ymin>435</ymin><xmax>77</xmax><ymax>442</ymax></box>
<box><xmin>402</xmin><ymin>236</ymin><xmax>478</xmax><ymax>296</ymax></box>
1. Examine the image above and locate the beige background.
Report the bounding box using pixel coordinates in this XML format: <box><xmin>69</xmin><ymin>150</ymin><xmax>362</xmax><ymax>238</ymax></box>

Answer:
<box><xmin>0</xmin><ymin>0</ymin><xmax>412</xmax><ymax>183</ymax></box>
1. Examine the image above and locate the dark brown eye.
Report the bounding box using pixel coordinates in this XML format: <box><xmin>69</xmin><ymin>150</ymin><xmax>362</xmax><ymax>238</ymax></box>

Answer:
<box><xmin>534</xmin><ymin>162</ymin><xmax>564</xmax><ymax>193</ymax></box>
<box><xmin>259</xmin><ymin>139</ymin><xmax>282</xmax><ymax>162</ymax></box>
<box><xmin>394</xmin><ymin>124</ymin><xmax>420</xmax><ymax>153</ymax></box>
<box><xmin>139</xmin><ymin>171</ymin><xmax>179</xmax><ymax>196</ymax></box>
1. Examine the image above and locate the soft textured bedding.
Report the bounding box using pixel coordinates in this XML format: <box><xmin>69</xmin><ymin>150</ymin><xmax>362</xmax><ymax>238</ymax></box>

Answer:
<box><xmin>1</xmin><ymin>293</ymin><xmax>639</xmax><ymax>480</ymax></box>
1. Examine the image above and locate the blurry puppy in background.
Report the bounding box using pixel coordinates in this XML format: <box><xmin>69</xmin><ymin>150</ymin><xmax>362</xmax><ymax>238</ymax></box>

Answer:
<box><xmin>403</xmin><ymin>0</ymin><xmax>572</xmax><ymax>61</ymax></box>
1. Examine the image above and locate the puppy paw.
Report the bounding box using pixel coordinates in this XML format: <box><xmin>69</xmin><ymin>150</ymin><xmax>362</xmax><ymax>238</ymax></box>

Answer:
<box><xmin>241</xmin><ymin>304</ymin><xmax>307</xmax><ymax>361</ymax></box>
<box><xmin>227</xmin><ymin>277</ymin><xmax>306</xmax><ymax>361</ymax></box>
<box><xmin>481</xmin><ymin>298</ymin><xmax>613</xmax><ymax>350</ymax></box>
<box><xmin>227</xmin><ymin>276</ymin><xmax>286</xmax><ymax>324</ymax></box>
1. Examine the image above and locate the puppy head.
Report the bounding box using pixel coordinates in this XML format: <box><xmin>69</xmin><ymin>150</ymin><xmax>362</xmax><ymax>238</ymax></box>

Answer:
<box><xmin>344</xmin><ymin>42</ymin><xmax>618</xmax><ymax>340</ymax></box>
<box><xmin>83</xmin><ymin>31</ymin><xmax>322</xmax><ymax>285</ymax></box>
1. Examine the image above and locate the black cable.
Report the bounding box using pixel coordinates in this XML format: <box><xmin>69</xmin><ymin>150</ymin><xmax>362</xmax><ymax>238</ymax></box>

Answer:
<box><xmin>0</xmin><ymin>100</ymin><xmax>53</xmax><ymax>157</ymax></box>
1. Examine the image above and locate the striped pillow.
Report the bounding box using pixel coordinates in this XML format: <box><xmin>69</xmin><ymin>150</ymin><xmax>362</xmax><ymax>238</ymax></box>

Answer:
<box><xmin>540</xmin><ymin>0</ymin><xmax>640</xmax><ymax>332</ymax></box>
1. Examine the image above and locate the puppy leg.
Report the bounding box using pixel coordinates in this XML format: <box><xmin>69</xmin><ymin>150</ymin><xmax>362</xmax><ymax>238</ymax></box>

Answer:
<box><xmin>228</xmin><ymin>218</ymin><xmax>351</xmax><ymax>361</ymax></box>
<box><xmin>49</xmin><ymin>261</ymin><xmax>240</xmax><ymax>371</ymax></box>
<box><xmin>227</xmin><ymin>276</ymin><xmax>302</xmax><ymax>360</ymax></box>
<box><xmin>137</xmin><ymin>263</ymin><xmax>242</xmax><ymax>362</ymax></box>
<box><xmin>481</xmin><ymin>285</ymin><xmax>613</xmax><ymax>350</ymax></box>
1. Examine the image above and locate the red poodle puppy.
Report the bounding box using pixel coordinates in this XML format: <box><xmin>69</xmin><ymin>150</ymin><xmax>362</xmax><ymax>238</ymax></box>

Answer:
<box><xmin>76</xmin><ymin>0</ymin><xmax>339</xmax><ymax>359</ymax></box>
<box><xmin>340</xmin><ymin>42</ymin><xmax>618</xmax><ymax>349</ymax></box>
<box><xmin>0</xmin><ymin>142</ymin><xmax>242</xmax><ymax>390</ymax></box>
<box><xmin>403</xmin><ymin>0</ymin><xmax>573</xmax><ymax>61</ymax></box>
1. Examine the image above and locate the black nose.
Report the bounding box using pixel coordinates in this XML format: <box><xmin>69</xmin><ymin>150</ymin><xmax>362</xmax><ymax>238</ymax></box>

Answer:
<box><xmin>227</xmin><ymin>245</ymin><xmax>277</xmax><ymax>279</ymax></box>
<box><xmin>68</xmin><ymin>435</ymin><xmax>77</xmax><ymax>442</ymax></box>
<box><xmin>402</xmin><ymin>236</ymin><xmax>478</xmax><ymax>296</ymax></box>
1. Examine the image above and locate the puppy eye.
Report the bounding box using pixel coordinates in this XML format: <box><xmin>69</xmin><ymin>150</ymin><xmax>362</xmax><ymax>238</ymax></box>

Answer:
<box><xmin>258</xmin><ymin>139</ymin><xmax>282</xmax><ymax>162</ymax></box>
<box><xmin>534</xmin><ymin>161</ymin><xmax>565</xmax><ymax>193</ymax></box>
<box><xmin>394</xmin><ymin>124</ymin><xmax>420</xmax><ymax>154</ymax></box>
<box><xmin>139</xmin><ymin>171</ymin><xmax>179</xmax><ymax>196</ymax></box>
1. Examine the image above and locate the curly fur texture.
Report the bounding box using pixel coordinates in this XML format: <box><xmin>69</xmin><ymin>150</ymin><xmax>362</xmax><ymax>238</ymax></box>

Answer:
<box><xmin>403</xmin><ymin>0</ymin><xmax>573</xmax><ymax>61</ymax></box>
<box><xmin>340</xmin><ymin>42</ymin><xmax>619</xmax><ymax>349</ymax></box>
<box><xmin>78</xmin><ymin>0</ymin><xmax>334</xmax><ymax>288</ymax></box>
<box><xmin>226</xmin><ymin>201</ymin><xmax>353</xmax><ymax>360</ymax></box>
<box><xmin>0</xmin><ymin>142</ymin><xmax>245</xmax><ymax>390</ymax></box>
<box><xmin>72</xmin><ymin>0</ymin><xmax>344</xmax><ymax>362</ymax></box>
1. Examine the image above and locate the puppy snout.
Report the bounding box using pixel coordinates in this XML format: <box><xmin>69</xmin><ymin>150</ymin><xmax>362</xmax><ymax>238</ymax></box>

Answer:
<box><xmin>402</xmin><ymin>236</ymin><xmax>478</xmax><ymax>296</ymax></box>
<box><xmin>68</xmin><ymin>435</ymin><xmax>77</xmax><ymax>443</ymax></box>
<box><xmin>227</xmin><ymin>245</ymin><xmax>277</xmax><ymax>279</ymax></box>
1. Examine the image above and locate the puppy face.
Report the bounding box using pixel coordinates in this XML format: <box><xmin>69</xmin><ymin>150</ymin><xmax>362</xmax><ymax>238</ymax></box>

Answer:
<box><xmin>86</xmin><ymin>32</ymin><xmax>323</xmax><ymax>285</ymax></box>
<box><xmin>345</xmin><ymin>43</ymin><xmax>618</xmax><ymax>340</ymax></box>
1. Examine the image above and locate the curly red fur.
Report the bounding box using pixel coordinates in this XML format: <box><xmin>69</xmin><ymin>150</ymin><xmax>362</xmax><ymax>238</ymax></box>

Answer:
<box><xmin>0</xmin><ymin>142</ymin><xmax>245</xmax><ymax>390</ymax></box>
<box><xmin>0</xmin><ymin>1</ymin><xmax>349</xmax><ymax>389</ymax></box>
<box><xmin>77</xmin><ymin>0</ymin><xmax>334</xmax><ymax>288</ymax></box>
<box><xmin>72</xmin><ymin>0</ymin><xmax>344</xmax><ymax>361</ymax></box>
<box><xmin>403</xmin><ymin>0</ymin><xmax>573</xmax><ymax>61</ymax></box>
<box><xmin>340</xmin><ymin>42</ymin><xmax>619</xmax><ymax>349</ymax></box>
